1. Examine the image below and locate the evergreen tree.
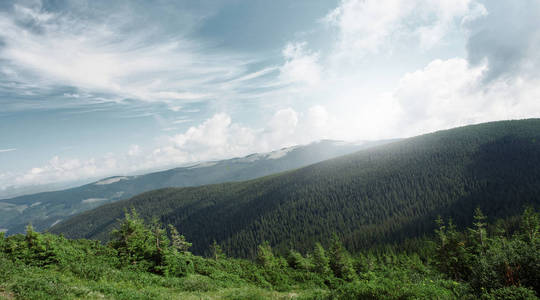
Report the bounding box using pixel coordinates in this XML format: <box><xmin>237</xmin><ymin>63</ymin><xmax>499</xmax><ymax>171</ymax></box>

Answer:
<box><xmin>168</xmin><ymin>224</ymin><xmax>191</xmax><ymax>253</ymax></box>
<box><xmin>312</xmin><ymin>242</ymin><xmax>331</xmax><ymax>275</ymax></box>
<box><xmin>210</xmin><ymin>240</ymin><xmax>224</xmax><ymax>260</ymax></box>
<box><xmin>520</xmin><ymin>206</ymin><xmax>539</xmax><ymax>244</ymax></box>
<box><xmin>109</xmin><ymin>208</ymin><xmax>193</xmax><ymax>276</ymax></box>
<box><xmin>469</xmin><ymin>207</ymin><xmax>487</xmax><ymax>252</ymax></box>
<box><xmin>109</xmin><ymin>208</ymin><xmax>153</xmax><ymax>266</ymax></box>
<box><xmin>256</xmin><ymin>241</ymin><xmax>277</xmax><ymax>269</ymax></box>
<box><xmin>328</xmin><ymin>235</ymin><xmax>356</xmax><ymax>281</ymax></box>
<box><xmin>287</xmin><ymin>249</ymin><xmax>312</xmax><ymax>270</ymax></box>
<box><xmin>434</xmin><ymin>218</ymin><xmax>471</xmax><ymax>280</ymax></box>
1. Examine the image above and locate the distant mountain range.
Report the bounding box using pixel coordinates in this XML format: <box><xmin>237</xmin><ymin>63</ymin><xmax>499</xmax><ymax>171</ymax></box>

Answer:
<box><xmin>0</xmin><ymin>139</ymin><xmax>391</xmax><ymax>234</ymax></box>
<box><xmin>51</xmin><ymin>119</ymin><xmax>540</xmax><ymax>257</ymax></box>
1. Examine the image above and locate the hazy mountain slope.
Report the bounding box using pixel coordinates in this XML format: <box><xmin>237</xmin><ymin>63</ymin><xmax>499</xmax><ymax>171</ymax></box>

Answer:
<box><xmin>51</xmin><ymin>119</ymin><xmax>540</xmax><ymax>257</ymax></box>
<box><xmin>0</xmin><ymin>140</ymin><xmax>387</xmax><ymax>234</ymax></box>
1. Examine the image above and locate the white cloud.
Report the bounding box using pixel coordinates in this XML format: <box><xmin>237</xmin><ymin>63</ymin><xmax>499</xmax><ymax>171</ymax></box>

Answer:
<box><xmin>390</xmin><ymin>58</ymin><xmax>540</xmax><ymax>136</ymax></box>
<box><xmin>164</xmin><ymin>109</ymin><xmax>299</xmax><ymax>163</ymax></box>
<box><xmin>0</xmin><ymin>148</ymin><xmax>17</xmax><ymax>153</ymax></box>
<box><xmin>1</xmin><ymin>106</ymin><xmax>339</xmax><ymax>190</ymax></box>
<box><xmin>414</xmin><ymin>0</ymin><xmax>487</xmax><ymax>49</ymax></box>
<box><xmin>172</xmin><ymin>119</ymin><xmax>192</xmax><ymax>124</ymax></box>
<box><xmin>12</xmin><ymin>156</ymin><xmax>97</xmax><ymax>187</ymax></box>
<box><xmin>0</xmin><ymin>2</ymin><xmax>274</xmax><ymax>108</ymax></box>
<box><xmin>279</xmin><ymin>42</ymin><xmax>322</xmax><ymax>86</ymax></box>
<box><xmin>127</xmin><ymin>145</ymin><xmax>140</xmax><ymax>157</ymax></box>
<box><xmin>170</xmin><ymin>113</ymin><xmax>237</xmax><ymax>153</ymax></box>
<box><xmin>306</xmin><ymin>105</ymin><xmax>328</xmax><ymax>129</ymax></box>
<box><xmin>324</xmin><ymin>0</ymin><xmax>411</xmax><ymax>54</ymax></box>
<box><xmin>268</xmin><ymin>108</ymin><xmax>298</xmax><ymax>135</ymax></box>
<box><xmin>273</xmin><ymin>0</ymin><xmax>538</xmax><ymax>142</ymax></box>
<box><xmin>324</xmin><ymin>0</ymin><xmax>485</xmax><ymax>59</ymax></box>
<box><xmin>169</xmin><ymin>106</ymin><xmax>183</xmax><ymax>112</ymax></box>
<box><xmin>465</xmin><ymin>0</ymin><xmax>540</xmax><ymax>81</ymax></box>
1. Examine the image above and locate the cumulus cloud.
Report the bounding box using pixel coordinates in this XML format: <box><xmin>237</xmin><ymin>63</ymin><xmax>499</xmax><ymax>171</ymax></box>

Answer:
<box><xmin>387</xmin><ymin>58</ymin><xmax>540</xmax><ymax>137</ymax></box>
<box><xmin>276</xmin><ymin>0</ymin><xmax>539</xmax><ymax>140</ymax></box>
<box><xmin>12</xmin><ymin>156</ymin><xmax>100</xmax><ymax>187</ymax></box>
<box><xmin>465</xmin><ymin>0</ymin><xmax>540</xmax><ymax>82</ymax></box>
<box><xmin>279</xmin><ymin>42</ymin><xmax>322</xmax><ymax>86</ymax></box>
<box><xmin>2</xmin><ymin>107</ymin><xmax>334</xmax><ymax>189</ymax></box>
<box><xmin>127</xmin><ymin>145</ymin><xmax>140</xmax><ymax>157</ymax></box>
<box><xmin>393</xmin><ymin>58</ymin><xmax>485</xmax><ymax>134</ymax></box>
<box><xmin>164</xmin><ymin>108</ymin><xmax>306</xmax><ymax>163</ymax></box>
<box><xmin>324</xmin><ymin>0</ymin><xmax>485</xmax><ymax>59</ymax></box>
<box><xmin>169</xmin><ymin>113</ymin><xmax>249</xmax><ymax>160</ymax></box>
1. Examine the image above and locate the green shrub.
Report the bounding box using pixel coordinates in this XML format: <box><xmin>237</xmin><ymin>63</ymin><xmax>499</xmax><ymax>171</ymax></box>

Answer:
<box><xmin>179</xmin><ymin>274</ymin><xmax>219</xmax><ymax>292</ymax></box>
<box><xmin>483</xmin><ymin>286</ymin><xmax>538</xmax><ymax>300</ymax></box>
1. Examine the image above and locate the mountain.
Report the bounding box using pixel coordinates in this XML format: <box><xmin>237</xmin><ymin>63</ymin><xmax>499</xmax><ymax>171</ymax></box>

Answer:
<box><xmin>51</xmin><ymin>119</ymin><xmax>540</xmax><ymax>257</ymax></box>
<box><xmin>0</xmin><ymin>139</ymin><xmax>389</xmax><ymax>234</ymax></box>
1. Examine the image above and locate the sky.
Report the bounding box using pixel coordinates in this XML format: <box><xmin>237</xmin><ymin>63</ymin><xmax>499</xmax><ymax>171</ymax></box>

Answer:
<box><xmin>1</xmin><ymin>0</ymin><xmax>539</xmax><ymax>196</ymax></box>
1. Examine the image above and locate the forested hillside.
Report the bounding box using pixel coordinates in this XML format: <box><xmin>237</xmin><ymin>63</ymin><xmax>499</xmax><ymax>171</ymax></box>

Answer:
<box><xmin>1</xmin><ymin>139</ymin><xmax>382</xmax><ymax>235</ymax></box>
<box><xmin>51</xmin><ymin>119</ymin><xmax>540</xmax><ymax>257</ymax></box>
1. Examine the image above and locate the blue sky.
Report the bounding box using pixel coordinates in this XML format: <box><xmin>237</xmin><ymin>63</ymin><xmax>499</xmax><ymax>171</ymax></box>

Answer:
<box><xmin>1</xmin><ymin>0</ymin><xmax>539</xmax><ymax>195</ymax></box>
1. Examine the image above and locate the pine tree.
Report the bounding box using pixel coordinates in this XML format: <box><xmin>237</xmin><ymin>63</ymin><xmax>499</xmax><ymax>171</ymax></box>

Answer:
<box><xmin>328</xmin><ymin>234</ymin><xmax>356</xmax><ymax>281</ymax></box>
<box><xmin>168</xmin><ymin>224</ymin><xmax>192</xmax><ymax>253</ymax></box>
<box><xmin>210</xmin><ymin>240</ymin><xmax>224</xmax><ymax>260</ymax></box>
<box><xmin>109</xmin><ymin>208</ymin><xmax>153</xmax><ymax>265</ymax></box>
<box><xmin>312</xmin><ymin>242</ymin><xmax>331</xmax><ymax>275</ymax></box>
<box><xmin>435</xmin><ymin>215</ymin><xmax>447</xmax><ymax>247</ymax></box>
<box><xmin>520</xmin><ymin>206</ymin><xmax>539</xmax><ymax>244</ymax></box>
<box><xmin>256</xmin><ymin>241</ymin><xmax>277</xmax><ymax>268</ymax></box>
<box><xmin>469</xmin><ymin>207</ymin><xmax>487</xmax><ymax>251</ymax></box>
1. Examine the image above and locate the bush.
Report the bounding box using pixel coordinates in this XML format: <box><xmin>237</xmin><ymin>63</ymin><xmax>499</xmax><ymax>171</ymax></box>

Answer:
<box><xmin>179</xmin><ymin>274</ymin><xmax>219</xmax><ymax>292</ymax></box>
<box><xmin>483</xmin><ymin>286</ymin><xmax>538</xmax><ymax>300</ymax></box>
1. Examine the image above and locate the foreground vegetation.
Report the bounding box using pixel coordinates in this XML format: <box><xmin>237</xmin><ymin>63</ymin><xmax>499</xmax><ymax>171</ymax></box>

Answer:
<box><xmin>1</xmin><ymin>207</ymin><xmax>538</xmax><ymax>299</ymax></box>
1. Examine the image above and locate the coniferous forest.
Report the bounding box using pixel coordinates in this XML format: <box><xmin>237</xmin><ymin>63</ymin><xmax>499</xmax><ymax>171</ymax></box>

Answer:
<box><xmin>1</xmin><ymin>119</ymin><xmax>540</xmax><ymax>299</ymax></box>
<box><xmin>52</xmin><ymin>120</ymin><xmax>540</xmax><ymax>256</ymax></box>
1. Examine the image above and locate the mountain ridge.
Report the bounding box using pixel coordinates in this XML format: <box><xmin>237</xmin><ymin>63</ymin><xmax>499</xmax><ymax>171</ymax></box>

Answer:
<box><xmin>51</xmin><ymin>119</ymin><xmax>540</xmax><ymax>257</ymax></box>
<box><xmin>1</xmin><ymin>139</ymin><xmax>391</xmax><ymax>234</ymax></box>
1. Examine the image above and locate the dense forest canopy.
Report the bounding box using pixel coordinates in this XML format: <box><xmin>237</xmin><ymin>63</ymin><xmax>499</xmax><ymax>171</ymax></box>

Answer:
<box><xmin>51</xmin><ymin>119</ymin><xmax>540</xmax><ymax>257</ymax></box>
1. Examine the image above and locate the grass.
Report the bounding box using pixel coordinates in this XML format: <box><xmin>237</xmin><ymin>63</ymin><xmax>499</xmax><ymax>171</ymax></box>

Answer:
<box><xmin>0</xmin><ymin>251</ymin><xmax>468</xmax><ymax>300</ymax></box>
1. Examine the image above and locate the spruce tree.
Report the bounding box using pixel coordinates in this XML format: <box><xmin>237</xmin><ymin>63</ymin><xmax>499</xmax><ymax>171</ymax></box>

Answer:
<box><xmin>312</xmin><ymin>242</ymin><xmax>331</xmax><ymax>275</ymax></box>
<box><xmin>328</xmin><ymin>235</ymin><xmax>356</xmax><ymax>281</ymax></box>
<box><xmin>210</xmin><ymin>240</ymin><xmax>224</xmax><ymax>260</ymax></box>
<box><xmin>168</xmin><ymin>224</ymin><xmax>192</xmax><ymax>253</ymax></box>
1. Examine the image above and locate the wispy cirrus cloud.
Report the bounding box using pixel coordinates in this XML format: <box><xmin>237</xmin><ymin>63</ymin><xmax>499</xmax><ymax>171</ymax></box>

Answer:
<box><xmin>0</xmin><ymin>1</ymin><xmax>283</xmax><ymax>112</ymax></box>
<box><xmin>0</xmin><ymin>148</ymin><xmax>16</xmax><ymax>153</ymax></box>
